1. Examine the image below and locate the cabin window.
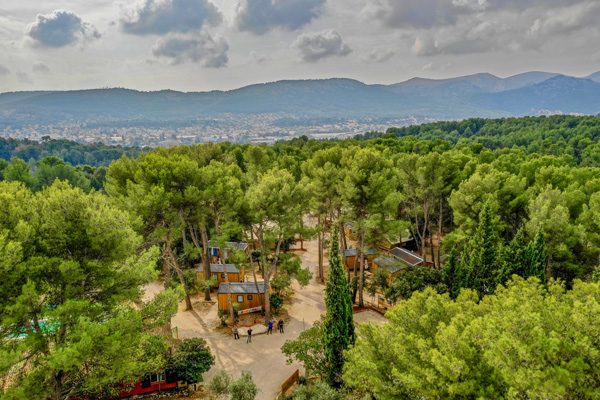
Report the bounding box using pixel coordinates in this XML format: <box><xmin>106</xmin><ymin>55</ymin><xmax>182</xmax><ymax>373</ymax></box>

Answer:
<box><xmin>212</xmin><ymin>274</ymin><xmax>218</xmax><ymax>280</ymax></box>
<box><xmin>247</xmin><ymin>295</ymin><xmax>253</xmax><ymax>300</ymax></box>
<box><xmin>237</xmin><ymin>295</ymin><xmax>244</xmax><ymax>303</ymax></box>
<box><xmin>221</xmin><ymin>274</ymin><xmax>225</xmax><ymax>278</ymax></box>
<box><xmin>150</xmin><ymin>372</ymin><xmax>166</xmax><ymax>383</ymax></box>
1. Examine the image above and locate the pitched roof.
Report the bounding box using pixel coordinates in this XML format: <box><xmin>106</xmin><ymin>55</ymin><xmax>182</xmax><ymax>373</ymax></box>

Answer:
<box><xmin>208</xmin><ymin>240</ymin><xmax>249</xmax><ymax>251</ymax></box>
<box><xmin>218</xmin><ymin>282</ymin><xmax>265</xmax><ymax>294</ymax></box>
<box><xmin>389</xmin><ymin>247</ymin><xmax>424</xmax><ymax>266</ymax></box>
<box><xmin>341</xmin><ymin>247</ymin><xmax>379</xmax><ymax>257</ymax></box>
<box><xmin>373</xmin><ymin>256</ymin><xmax>406</xmax><ymax>274</ymax></box>
<box><xmin>196</xmin><ymin>264</ymin><xmax>240</xmax><ymax>273</ymax></box>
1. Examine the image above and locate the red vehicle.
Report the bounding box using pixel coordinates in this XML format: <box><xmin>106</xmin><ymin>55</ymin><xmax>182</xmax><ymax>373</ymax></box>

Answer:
<box><xmin>111</xmin><ymin>372</ymin><xmax>178</xmax><ymax>398</ymax></box>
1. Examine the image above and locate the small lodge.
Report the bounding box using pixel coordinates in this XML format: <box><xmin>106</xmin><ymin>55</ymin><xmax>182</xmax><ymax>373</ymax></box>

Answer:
<box><xmin>341</xmin><ymin>247</ymin><xmax>379</xmax><ymax>270</ymax></box>
<box><xmin>372</xmin><ymin>255</ymin><xmax>407</xmax><ymax>282</ymax></box>
<box><xmin>207</xmin><ymin>240</ymin><xmax>251</xmax><ymax>262</ymax></box>
<box><xmin>196</xmin><ymin>264</ymin><xmax>245</xmax><ymax>288</ymax></box>
<box><xmin>376</xmin><ymin>230</ymin><xmax>418</xmax><ymax>252</ymax></box>
<box><xmin>387</xmin><ymin>247</ymin><xmax>435</xmax><ymax>268</ymax></box>
<box><xmin>218</xmin><ymin>282</ymin><xmax>265</xmax><ymax>311</ymax></box>
<box><xmin>343</xmin><ymin>223</ymin><xmax>355</xmax><ymax>239</ymax></box>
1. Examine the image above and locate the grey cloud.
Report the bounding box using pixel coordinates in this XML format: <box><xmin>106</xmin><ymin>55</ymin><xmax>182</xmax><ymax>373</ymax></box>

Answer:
<box><xmin>32</xmin><ymin>62</ymin><xmax>50</xmax><ymax>73</ymax></box>
<box><xmin>152</xmin><ymin>32</ymin><xmax>228</xmax><ymax>67</ymax></box>
<box><xmin>362</xmin><ymin>48</ymin><xmax>395</xmax><ymax>63</ymax></box>
<box><xmin>235</xmin><ymin>0</ymin><xmax>325</xmax><ymax>35</ymax></box>
<box><xmin>408</xmin><ymin>1</ymin><xmax>600</xmax><ymax>56</ymax></box>
<box><xmin>26</xmin><ymin>10</ymin><xmax>100</xmax><ymax>48</ymax></box>
<box><xmin>120</xmin><ymin>0</ymin><xmax>222</xmax><ymax>36</ymax></box>
<box><xmin>363</xmin><ymin>0</ymin><xmax>473</xmax><ymax>29</ymax></box>
<box><xmin>16</xmin><ymin>72</ymin><xmax>32</xmax><ymax>84</ymax></box>
<box><xmin>0</xmin><ymin>64</ymin><xmax>9</xmax><ymax>75</ymax></box>
<box><xmin>292</xmin><ymin>29</ymin><xmax>351</xmax><ymax>62</ymax></box>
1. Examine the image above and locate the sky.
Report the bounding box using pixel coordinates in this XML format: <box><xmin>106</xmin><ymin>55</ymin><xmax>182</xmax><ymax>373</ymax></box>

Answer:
<box><xmin>0</xmin><ymin>0</ymin><xmax>599</xmax><ymax>93</ymax></box>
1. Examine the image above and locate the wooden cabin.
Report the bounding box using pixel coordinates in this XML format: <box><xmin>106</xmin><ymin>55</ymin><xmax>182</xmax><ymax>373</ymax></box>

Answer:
<box><xmin>387</xmin><ymin>247</ymin><xmax>435</xmax><ymax>268</ymax></box>
<box><xmin>196</xmin><ymin>264</ymin><xmax>245</xmax><ymax>288</ymax></box>
<box><xmin>372</xmin><ymin>256</ymin><xmax>407</xmax><ymax>283</ymax></box>
<box><xmin>207</xmin><ymin>241</ymin><xmax>251</xmax><ymax>262</ymax></box>
<box><xmin>344</xmin><ymin>223</ymin><xmax>356</xmax><ymax>240</ymax></box>
<box><xmin>218</xmin><ymin>282</ymin><xmax>265</xmax><ymax>312</ymax></box>
<box><xmin>341</xmin><ymin>247</ymin><xmax>379</xmax><ymax>270</ymax></box>
<box><xmin>376</xmin><ymin>230</ymin><xmax>417</xmax><ymax>252</ymax></box>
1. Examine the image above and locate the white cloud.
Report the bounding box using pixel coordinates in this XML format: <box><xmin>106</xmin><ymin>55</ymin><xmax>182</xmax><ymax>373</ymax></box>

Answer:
<box><xmin>234</xmin><ymin>0</ymin><xmax>326</xmax><ymax>35</ymax></box>
<box><xmin>0</xmin><ymin>64</ymin><xmax>10</xmax><ymax>75</ymax></box>
<box><xmin>120</xmin><ymin>0</ymin><xmax>222</xmax><ymax>36</ymax></box>
<box><xmin>26</xmin><ymin>10</ymin><xmax>100</xmax><ymax>48</ymax></box>
<box><xmin>152</xmin><ymin>32</ymin><xmax>229</xmax><ymax>67</ymax></box>
<box><xmin>362</xmin><ymin>48</ymin><xmax>395</xmax><ymax>63</ymax></box>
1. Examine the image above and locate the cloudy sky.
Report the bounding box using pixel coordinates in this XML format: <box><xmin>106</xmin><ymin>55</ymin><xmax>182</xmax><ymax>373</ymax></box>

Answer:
<box><xmin>0</xmin><ymin>0</ymin><xmax>599</xmax><ymax>92</ymax></box>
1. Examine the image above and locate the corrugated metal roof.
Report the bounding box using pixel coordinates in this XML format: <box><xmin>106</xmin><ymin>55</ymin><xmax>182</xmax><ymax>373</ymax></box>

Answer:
<box><xmin>196</xmin><ymin>264</ymin><xmax>240</xmax><ymax>273</ymax></box>
<box><xmin>341</xmin><ymin>247</ymin><xmax>379</xmax><ymax>257</ymax></box>
<box><xmin>389</xmin><ymin>247</ymin><xmax>424</xmax><ymax>266</ymax></box>
<box><xmin>218</xmin><ymin>282</ymin><xmax>265</xmax><ymax>294</ymax></box>
<box><xmin>208</xmin><ymin>241</ymin><xmax>249</xmax><ymax>251</ymax></box>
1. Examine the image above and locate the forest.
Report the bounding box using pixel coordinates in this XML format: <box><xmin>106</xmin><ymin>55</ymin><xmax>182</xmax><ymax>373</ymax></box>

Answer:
<box><xmin>2</xmin><ymin>115</ymin><xmax>600</xmax><ymax>399</ymax></box>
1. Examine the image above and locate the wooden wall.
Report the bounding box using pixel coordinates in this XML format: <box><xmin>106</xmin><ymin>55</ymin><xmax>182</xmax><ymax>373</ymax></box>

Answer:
<box><xmin>218</xmin><ymin>292</ymin><xmax>264</xmax><ymax>311</ymax></box>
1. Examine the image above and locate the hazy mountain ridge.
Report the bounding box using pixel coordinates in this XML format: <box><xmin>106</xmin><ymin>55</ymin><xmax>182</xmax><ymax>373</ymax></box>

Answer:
<box><xmin>1</xmin><ymin>72</ymin><xmax>599</xmax><ymax>128</ymax></box>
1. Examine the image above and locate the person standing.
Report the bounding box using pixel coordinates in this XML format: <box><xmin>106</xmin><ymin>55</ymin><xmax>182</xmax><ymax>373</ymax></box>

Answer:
<box><xmin>233</xmin><ymin>325</ymin><xmax>239</xmax><ymax>340</ymax></box>
<box><xmin>267</xmin><ymin>319</ymin><xmax>273</xmax><ymax>335</ymax></box>
<box><xmin>247</xmin><ymin>327</ymin><xmax>253</xmax><ymax>343</ymax></box>
<box><xmin>278</xmin><ymin>319</ymin><xmax>284</xmax><ymax>333</ymax></box>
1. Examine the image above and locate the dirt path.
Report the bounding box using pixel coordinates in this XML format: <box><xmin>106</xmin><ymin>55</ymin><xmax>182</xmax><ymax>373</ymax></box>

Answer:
<box><xmin>200</xmin><ymin>239</ymin><xmax>326</xmax><ymax>400</ymax></box>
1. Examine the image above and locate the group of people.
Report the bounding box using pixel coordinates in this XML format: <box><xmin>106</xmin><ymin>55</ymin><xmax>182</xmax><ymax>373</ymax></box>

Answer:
<box><xmin>232</xmin><ymin>318</ymin><xmax>284</xmax><ymax>343</ymax></box>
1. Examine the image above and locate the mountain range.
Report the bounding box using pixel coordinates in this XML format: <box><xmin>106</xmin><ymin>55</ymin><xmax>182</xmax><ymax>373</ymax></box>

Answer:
<box><xmin>1</xmin><ymin>71</ymin><xmax>599</xmax><ymax>128</ymax></box>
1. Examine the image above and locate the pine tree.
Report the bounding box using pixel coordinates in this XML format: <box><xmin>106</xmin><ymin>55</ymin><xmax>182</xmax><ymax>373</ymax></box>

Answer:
<box><xmin>443</xmin><ymin>248</ymin><xmax>459</xmax><ymax>298</ymax></box>
<box><xmin>527</xmin><ymin>228</ymin><xmax>547</xmax><ymax>285</ymax></box>
<box><xmin>323</xmin><ymin>226</ymin><xmax>355</xmax><ymax>387</ymax></box>
<box><xmin>498</xmin><ymin>227</ymin><xmax>529</xmax><ymax>286</ymax></box>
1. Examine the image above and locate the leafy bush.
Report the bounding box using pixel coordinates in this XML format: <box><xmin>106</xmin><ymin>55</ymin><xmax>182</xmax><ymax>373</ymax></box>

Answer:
<box><xmin>292</xmin><ymin>381</ymin><xmax>340</xmax><ymax>400</ymax></box>
<box><xmin>169</xmin><ymin>338</ymin><xmax>215</xmax><ymax>383</ymax></box>
<box><xmin>229</xmin><ymin>371</ymin><xmax>259</xmax><ymax>400</ymax></box>
<box><xmin>270</xmin><ymin>293</ymin><xmax>284</xmax><ymax>313</ymax></box>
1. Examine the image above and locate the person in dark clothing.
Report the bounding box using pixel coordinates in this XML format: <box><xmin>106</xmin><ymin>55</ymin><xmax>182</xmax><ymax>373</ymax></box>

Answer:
<box><xmin>267</xmin><ymin>319</ymin><xmax>274</xmax><ymax>335</ymax></box>
<box><xmin>247</xmin><ymin>328</ymin><xmax>253</xmax><ymax>343</ymax></box>
<box><xmin>233</xmin><ymin>325</ymin><xmax>240</xmax><ymax>340</ymax></box>
<box><xmin>278</xmin><ymin>319</ymin><xmax>284</xmax><ymax>333</ymax></box>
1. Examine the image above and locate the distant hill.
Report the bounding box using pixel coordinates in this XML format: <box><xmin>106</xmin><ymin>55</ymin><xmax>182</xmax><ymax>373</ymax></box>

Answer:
<box><xmin>1</xmin><ymin>72</ymin><xmax>599</xmax><ymax>128</ymax></box>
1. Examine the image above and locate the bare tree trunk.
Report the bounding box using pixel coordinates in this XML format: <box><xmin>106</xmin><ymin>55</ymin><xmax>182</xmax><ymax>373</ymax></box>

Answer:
<box><xmin>165</xmin><ymin>230</ymin><xmax>193</xmax><ymax>310</ymax></box>
<box><xmin>339</xmin><ymin>220</ymin><xmax>350</xmax><ymax>283</ymax></box>
<box><xmin>428</xmin><ymin>220</ymin><xmax>435</xmax><ymax>267</ymax></box>
<box><xmin>318</xmin><ymin>215</ymin><xmax>324</xmax><ymax>283</ymax></box>
<box><xmin>358</xmin><ymin>232</ymin><xmax>365</xmax><ymax>307</ymax></box>
<box><xmin>437</xmin><ymin>199</ymin><xmax>443</xmax><ymax>268</ymax></box>
<box><xmin>264</xmin><ymin>236</ymin><xmax>283</xmax><ymax>324</ymax></box>
<box><xmin>218</xmin><ymin>246</ymin><xmax>236</xmax><ymax>322</ymax></box>
<box><xmin>192</xmin><ymin>228</ymin><xmax>212</xmax><ymax>301</ymax></box>
<box><xmin>181</xmin><ymin>227</ymin><xmax>187</xmax><ymax>245</ymax></box>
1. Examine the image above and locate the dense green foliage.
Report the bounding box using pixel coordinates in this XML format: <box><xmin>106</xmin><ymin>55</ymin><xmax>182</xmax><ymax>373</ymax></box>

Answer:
<box><xmin>345</xmin><ymin>277</ymin><xmax>600</xmax><ymax>399</ymax></box>
<box><xmin>0</xmin><ymin>181</ymin><xmax>179</xmax><ymax>400</ymax></box>
<box><xmin>281</xmin><ymin>319</ymin><xmax>327</xmax><ymax>379</ymax></box>
<box><xmin>323</xmin><ymin>229</ymin><xmax>355</xmax><ymax>387</ymax></box>
<box><xmin>169</xmin><ymin>338</ymin><xmax>215</xmax><ymax>383</ymax></box>
<box><xmin>207</xmin><ymin>370</ymin><xmax>258</xmax><ymax>400</ymax></box>
<box><xmin>0</xmin><ymin>137</ymin><xmax>143</xmax><ymax>167</ymax></box>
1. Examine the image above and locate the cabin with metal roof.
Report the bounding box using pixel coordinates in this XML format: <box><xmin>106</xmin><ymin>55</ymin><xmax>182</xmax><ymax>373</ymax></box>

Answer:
<box><xmin>196</xmin><ymin>263</ymin><xmax>245</xmax><ymax>288</ymax></box>
<box><xmin>217</xmin><ymin>282</ymin><xmax>265</xmax><ymax>311</ymax></box>
<box><xmin>340</xmin><ymin>247</ymin><xmax>379</xmax><ymax>270</ymax></box>
<box><xmin>388</xmin><ymin>247</ymin><xmax>434</xmax><ymax>267</ymax></box>
<box><xmin>207</xmin><ymin>241</ymin><xmax>251</xmax><ymax>262</ymax></box>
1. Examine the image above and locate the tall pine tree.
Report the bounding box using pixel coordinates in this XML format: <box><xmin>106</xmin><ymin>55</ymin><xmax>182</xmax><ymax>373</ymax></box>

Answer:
<box><xmin>323</xmin><ymin>226</ymin><xmax>355</xmax><ymax>388</ymax></box>
<box><xmin>497</xmin><ymin>227</ymin><xmax>529</xmax><ymax>286</ymax></box>
<box><xmin>527</xmin><ymin>228</ymin><xmax>547</xmax><ymax>284</ymax></box>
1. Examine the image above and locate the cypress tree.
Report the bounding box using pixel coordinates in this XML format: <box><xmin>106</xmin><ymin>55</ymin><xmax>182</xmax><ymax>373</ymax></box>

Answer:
<box><xmin>468</xmin><ymin>201</ymin><xmax>499</xmax><ymax>296</ymax></box>
<box><xmin>498</xmin><ymin>227</ymin><xmax>529</xmax><ymax>286</ymax></box>
<box><xmin>323</xmin><ymin>226</ymin><xmax>355</xmax><ymax>388</ymax></box>
<box><xmin>443</xmin><ymin>248</ymin><xmax>459</xmax><ymax>298</ymax></box>
<box><xmin>527</xmin><ymin>228</ymin><xmax>547</xmax><ymax>284</ymax></box>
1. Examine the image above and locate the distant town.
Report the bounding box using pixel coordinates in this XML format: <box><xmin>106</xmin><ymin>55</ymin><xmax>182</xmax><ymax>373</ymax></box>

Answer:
<box><xmin>0</xmin><ymin>114</ymin><xmax>429</xmax><ymax>147</ymax></box>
